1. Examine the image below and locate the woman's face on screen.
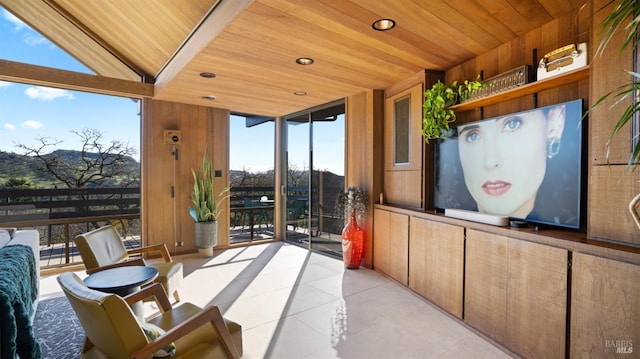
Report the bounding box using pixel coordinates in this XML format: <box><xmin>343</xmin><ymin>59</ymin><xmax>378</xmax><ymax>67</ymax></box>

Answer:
<box><xmin>457</xmin><ymin>109</ymin><xmax>549</xmax><ymax>217</ymax></box>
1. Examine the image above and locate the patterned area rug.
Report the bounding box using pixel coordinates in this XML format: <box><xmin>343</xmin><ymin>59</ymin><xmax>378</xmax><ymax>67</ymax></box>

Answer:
<box><xmin>34</xmin><ymin>296</ymin><xmax>84</xmax><ymax>358</ymax></box>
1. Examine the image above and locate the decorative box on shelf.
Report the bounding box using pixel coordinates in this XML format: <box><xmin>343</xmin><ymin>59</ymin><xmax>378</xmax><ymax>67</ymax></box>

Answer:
<box><xmin>466</xmin><ymin>65</ymin><xmax>533</xmax><ymax>103</ymax></box>
<box><xmin>537</xmin><ymin>42</ymin><xmax>588</xmax><ymax>81</ymax></box>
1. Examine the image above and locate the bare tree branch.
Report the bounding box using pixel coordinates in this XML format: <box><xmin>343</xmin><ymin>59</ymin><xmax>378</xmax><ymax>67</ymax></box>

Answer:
<box><xmin>16</xmin><ymin>128</ymin><xmax>139</xmax><ymax>189</ymax></box>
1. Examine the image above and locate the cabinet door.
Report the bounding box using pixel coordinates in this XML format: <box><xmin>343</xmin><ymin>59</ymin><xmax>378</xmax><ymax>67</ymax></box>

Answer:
<box><xmin>388</xmin><ymin>212</ymin><xmax>409</xmax><ymax>285</ymax></box>
<box><xmin>409</xmin><ymin>218</ymin><xmax>465</xmax><ymax>318</ymax></box>
<box><xmin>466</xmin><ymin>229</ymin><xmax>568</xmax><ymax>358</ymax></box>
<box><xmin>571</xmin><ymin>252</ymin><xmax>640</xmax><ymax>358</ymax></box>
<box><xmin>506</xmin><ymin>238</ymin><xmax>567</xmax><ymax>359</ymax></box>
<box><xmin>465</xmin><ymin>229</ymin><xmax>509</xmax><ymax>344</ymax></box>
<box><xmin>373</xmin><ymin>208</ymin><xmax>390</xmax><ymax>274</ymax></box>
<box><xmin>373</xmin><ymin>209</ymin><xmax>408</xmax><ymax>285</ymax></box>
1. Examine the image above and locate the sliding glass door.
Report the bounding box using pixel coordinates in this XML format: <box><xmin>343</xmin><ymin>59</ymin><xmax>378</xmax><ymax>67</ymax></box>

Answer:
<box><xmin>285</xmin><ymin>115</ymin><xmax>310</xmax><ymax>244</ymax></box>
<box><xmin>284</xmin><ymin>101</ymin><xmax>345</xmax><ymax>257</ymax></box>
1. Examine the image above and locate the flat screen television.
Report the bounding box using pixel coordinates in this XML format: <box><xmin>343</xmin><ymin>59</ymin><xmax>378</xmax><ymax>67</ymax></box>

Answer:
<box><xmin>434</xmin><ymin>99</ymin><xmax>584</xmax><ymax>229</ymax></box>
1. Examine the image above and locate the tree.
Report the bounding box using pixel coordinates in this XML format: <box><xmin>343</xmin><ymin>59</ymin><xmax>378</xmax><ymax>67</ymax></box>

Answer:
<box><xmin>1</xmin><ymin>178</ymin><xmax>32</xmax><ymax>190</ymax></box>
<box><xmin>287</xmin><ymin>162</ymin><xmax>308</xmax><ymax>187</ymax></box>
<box><xmin>16</xmin><ymin>128</ymin><xmax>139</xmax><ymax>189</ymax></box>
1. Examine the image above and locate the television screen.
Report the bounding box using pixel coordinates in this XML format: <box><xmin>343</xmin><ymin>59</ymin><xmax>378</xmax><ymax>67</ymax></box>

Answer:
<box><xmin>434</xmin><ymin>99</ymin><xmax>584</xmax><ymax>229</ymax></box>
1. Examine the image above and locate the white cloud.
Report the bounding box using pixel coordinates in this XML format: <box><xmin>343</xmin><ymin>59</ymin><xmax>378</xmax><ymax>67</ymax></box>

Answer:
<box><xmin>0</xmin><ymin>81</ymin><xmax>10</xmax><ymax>88</ymax></box>
<box><xmin>3</xmin><ymin>123</ymin><xmax>16</xmax><ymax>131</ymax></box>
<box><xmin>2</xmin><ymin>9</ymin><xmax>25</xmax><ymax>31</ymax></box>
<box><xmin>22</xmin><ymin>120</ymin><xmax>43</xmax><ymax>129</ymax></box>
<box><xmin>24</xmin><ymin>34</ymin><xmax>49</xmax><ymax>46</ymax></box>
<box><xmin>2</xmin><ymin>9</ymin><xmax>49</xmax><ymax>45</ymax></box>
<box><xmin>24</xmin><ymin>86</ymin><xmax>75</xmax><ymax>101</ymax></box>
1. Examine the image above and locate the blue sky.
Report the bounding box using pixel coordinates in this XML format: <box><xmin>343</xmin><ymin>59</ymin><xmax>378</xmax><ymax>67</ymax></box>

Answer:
<box><xmin>0</xmin><ymin>7</ymin><xmax>141</xmax><ymax>161</ymax></box>
<box><xmin>0</xmin><ymin>6</ymin><xmax>344</xmax><ymax>175</ymax></box>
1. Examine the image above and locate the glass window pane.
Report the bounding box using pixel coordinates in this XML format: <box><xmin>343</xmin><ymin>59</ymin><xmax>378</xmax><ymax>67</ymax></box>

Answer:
<box><xmin>394</xmin><ymin>96</ymin><xmax>410</xmax><ymax>164</ymax></box>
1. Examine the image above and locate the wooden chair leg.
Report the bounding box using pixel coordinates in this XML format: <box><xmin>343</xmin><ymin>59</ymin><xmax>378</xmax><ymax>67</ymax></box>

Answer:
<box><xmin>173</xmin><ymin>290</ymin><xmax>181</xmax><ymax>302</ymax></box>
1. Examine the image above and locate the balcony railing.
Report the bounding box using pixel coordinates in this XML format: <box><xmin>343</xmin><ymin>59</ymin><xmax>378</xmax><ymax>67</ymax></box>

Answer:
<box><xmin>0</xmin><ymin>187</ymin><xmax>141</xmax><ymax>269</ymax></box>
<box><xmin>0</xmin><ymin>185</ymin><xmax>343</xmax><ymax>268</ymax></box>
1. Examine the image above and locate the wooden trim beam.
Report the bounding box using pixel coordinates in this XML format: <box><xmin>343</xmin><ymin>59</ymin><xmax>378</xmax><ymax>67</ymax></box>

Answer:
<box><xmin>154</xmin><ymin>0</ymin><xmax>253</xmax><ymax>94</ymax></box>
<box><xmin>0</xmin><ymin>59</ymin><xmax>153</xmax><ymax>99</ymax></box>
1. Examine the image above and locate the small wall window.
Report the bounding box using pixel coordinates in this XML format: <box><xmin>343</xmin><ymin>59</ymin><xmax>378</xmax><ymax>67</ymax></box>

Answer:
<box><xmin>394</xmin><ymin>95</ymin><xmax>410</xmax><ymax>164</ymax></box>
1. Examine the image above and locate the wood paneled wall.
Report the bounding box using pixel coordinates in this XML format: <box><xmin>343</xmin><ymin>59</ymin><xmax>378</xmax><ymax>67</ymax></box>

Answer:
<box><xmin>346</xmin><ymin>90</ymin><xmax>384</xmax><ymax>268</ymax></box>
<box><xmin>141</xmin><ymin>99</ymin><xmax>230</xmax><ymax>254</ymax></box>
<box><xmin>380</xmin><ymin>70</ymin><xmax>443</xmax><ymax>211</ymax></box>
<box><xmin>441</xmin><ymin>1</ymin><xmax>640</xmax><ymax>243</ymax></box>
<box><xmin>383</xmin><ymin>83</ymin><xmax>423</xmax><ymax>208</ymax></box>
<box><xmin>445</xmin><ymin>5</ymin><xmax>590</xmax><ymax>125</ymax></box>
<box><xmin>587</xmin><ymin>0</ymin><xmax>640</xmax><ymax>243</ymax></box>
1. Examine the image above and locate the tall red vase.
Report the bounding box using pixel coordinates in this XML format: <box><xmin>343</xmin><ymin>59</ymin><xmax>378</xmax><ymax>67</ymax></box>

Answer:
<box><xmin>342</xmin><ymin>210</ymin><xmax>364</xmax><ymax>269</ymax></box>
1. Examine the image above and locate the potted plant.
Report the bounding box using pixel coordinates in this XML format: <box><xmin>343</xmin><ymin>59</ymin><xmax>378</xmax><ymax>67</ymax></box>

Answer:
<box><xmin>335</xmin><ymin>186</ymin><xmax>368</xmax><ymax>269</ymax></box>
<box><xmin>422</xmin><ymin>77</ymin><xmax>483</xmax><ymax>143</ymax></box>
<box><xmin>189</xmin><ymin>153</ymin><xmax>230</xmax><ymax>257</ymax></box>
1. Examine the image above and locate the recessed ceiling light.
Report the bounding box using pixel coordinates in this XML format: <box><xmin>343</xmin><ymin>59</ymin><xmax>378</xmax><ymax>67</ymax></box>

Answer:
<box><xmin>295</xmin><ymin>57</ymin><xmax>314</xmax><ymax>65</ymax></box>
<box><xmin>294</xmin><ymin>91</ymin><xmax>307</xmax><ymax>96</ymax></box>
<box><xmin>199</xmin><ymin>72</ymin><xmax>216</xmax><ymax>78</ymax></box>
<box><xmin>372</xmin><ymin>18</ymin><xmax>395</xmax><ymax>31</ymax></box>
<box><xmin>201</xmin><ymin>95</ymin><xmax>216</xmax><ymax>101</ymax></box>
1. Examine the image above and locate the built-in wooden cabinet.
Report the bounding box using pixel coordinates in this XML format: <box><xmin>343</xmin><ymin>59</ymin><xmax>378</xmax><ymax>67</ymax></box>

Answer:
<box><xmin>409</xmin><ymin>218</ymin><xmax>464</xmax><ymax>318</ymax></box>
<box><xmin>373</xmin><ymin>204</ymin><xmax>640</xmax><ymax>358</ymax></box>
<box><xmin>571</xmin><ymin>252</ymin><xmax>640</xmax><ymax>357</ymax></box>
<box><xmin>373</xmin><ymin>208</ymin><xmax>409</xmax><ymax>285</ymax></box>
<box><xmin>465</xmin><ymin>229</ymin><xmax>568</xmax><ymax>359</ymax></box>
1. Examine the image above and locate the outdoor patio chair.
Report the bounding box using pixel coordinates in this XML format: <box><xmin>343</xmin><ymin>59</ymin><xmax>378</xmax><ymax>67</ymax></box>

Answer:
<box><xmin>57</xmin><ymin>272</ymin><xmax>242</xmax><ymax>358</ymax></box>
<box><xmin>74</xmin><ymin>224</ymin><xmax>183</xmax><ymax>302</ymax></box>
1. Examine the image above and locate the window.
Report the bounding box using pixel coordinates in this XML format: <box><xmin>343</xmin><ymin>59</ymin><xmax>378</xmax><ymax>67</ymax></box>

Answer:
<box><xmin>394</xmin><ymin>96</ymin><xmax>410</xmax><ymax>164</ymax></box>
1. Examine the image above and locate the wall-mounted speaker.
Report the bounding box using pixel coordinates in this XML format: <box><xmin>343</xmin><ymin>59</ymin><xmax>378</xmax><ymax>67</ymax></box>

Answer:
<box><xmin>163</xmin><ymin>130</ymin><xmax>181</xmax><ymax>145</ymax></box>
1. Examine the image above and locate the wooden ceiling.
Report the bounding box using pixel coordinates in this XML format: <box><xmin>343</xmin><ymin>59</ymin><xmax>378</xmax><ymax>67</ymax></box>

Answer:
<box><xmin>1</xmin><ymin>0</ymin><xmax>588</xmax><ymax>117</ymax></box>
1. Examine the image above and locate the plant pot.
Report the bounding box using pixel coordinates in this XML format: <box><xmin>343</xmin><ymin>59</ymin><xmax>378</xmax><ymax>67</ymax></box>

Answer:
<box><xmin>194</xmin><ymin>221</ymin><xmax>218</xmax><ymax>256</ymax></box>
<box><xmin>341</xmin><ymin>210</ymin><xmax>364</xmax><ymax>269</ymax></box>
<box><xmin>198</xmin><ymin>247</ymin><xmax>214</xmax><ymax>258</ymax></box>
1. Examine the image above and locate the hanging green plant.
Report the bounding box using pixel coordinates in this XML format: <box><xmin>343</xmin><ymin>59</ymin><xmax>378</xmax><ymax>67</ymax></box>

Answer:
<box><xmin>422</xmin><ymin>81</ymin><xmax>458</xmax><ymax>142</ymax></box>
<box><xmin>422</xmin><ymin>77</ymin><xmax>483</xmax><ymax>143</ymax></box>
<box><xmin>457</xmin><ymin>75</ymin><xmax>484</xmax><ymax>102</ymax></box>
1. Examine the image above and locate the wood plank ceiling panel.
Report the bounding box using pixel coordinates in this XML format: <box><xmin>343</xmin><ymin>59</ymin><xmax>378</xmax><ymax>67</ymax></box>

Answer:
<box><xmin>537</xmin><ymin>0</ymin><xmax>576</xmax><ymax>17</ymax></box>
<box><xmin>52</xmin><ymin>0</ymin><xmax>217</xmax><ymax>77</ymax></box>
<box><xmin>1</xmin><ymin>0</ymin><xmax>591</xmax><ymax>117</ymax></box>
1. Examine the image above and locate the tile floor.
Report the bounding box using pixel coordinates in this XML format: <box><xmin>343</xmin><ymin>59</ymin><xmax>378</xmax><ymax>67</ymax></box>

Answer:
<box><xmin>39</xmin><ymin>242</ymin><xmax>512</xmax><ymax>358</ymax></box>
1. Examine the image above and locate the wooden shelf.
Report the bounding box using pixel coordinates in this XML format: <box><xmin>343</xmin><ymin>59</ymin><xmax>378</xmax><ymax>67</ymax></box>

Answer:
<box><xmin>449</xmin><ymin>66</ymin><xmax>589</xmax><ymax>111</ymax></box>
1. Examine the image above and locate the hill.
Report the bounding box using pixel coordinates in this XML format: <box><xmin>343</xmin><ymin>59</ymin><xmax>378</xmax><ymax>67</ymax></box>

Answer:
<box><xmin>0</xmin><ymin>151</ymin><xmax>40</xmax><ymax>179</ymax></box>
<box><xmin>0</xmin><ymin>150</ymin><xmax>140</xmax><ymax>188</ymax></box>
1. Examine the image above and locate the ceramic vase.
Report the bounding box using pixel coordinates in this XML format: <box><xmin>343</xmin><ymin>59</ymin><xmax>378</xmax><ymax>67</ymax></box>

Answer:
<box><xmin>341</xmin><ymin>210</ymin><xmax>364</xmax><ymax>269</ymax></box>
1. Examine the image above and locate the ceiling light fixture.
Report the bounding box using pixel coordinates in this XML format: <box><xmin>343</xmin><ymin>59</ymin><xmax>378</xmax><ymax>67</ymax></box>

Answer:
<box><xmin>201</xmin><ymin>95</ymin><xmax>216</xmax><ymax>101</ymax></box>
<box><xmin>295</xmin><ymin>57</ymin><xmax>314</xmax><ymax>65</ymax></box>
<box><xmin>294</xmin><ymin>91</ymin><xmax>307</xmax><ymax>96</ymax></box>
<box><xmin>199</xmin><ymin>72</ymin><xmax>216</xmax><ymax>78</ymax></box>
<box><xmin>372</xmin><ymin>18</ymin><xmax>396</xmax><ymax>31</ymax></box>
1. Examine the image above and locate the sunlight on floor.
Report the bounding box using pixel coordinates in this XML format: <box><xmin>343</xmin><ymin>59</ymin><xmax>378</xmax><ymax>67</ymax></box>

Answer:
<box><xmin>39</xmin><ymin>242</ymin><xmax>510</xmax><ymax>358</ymax></box>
